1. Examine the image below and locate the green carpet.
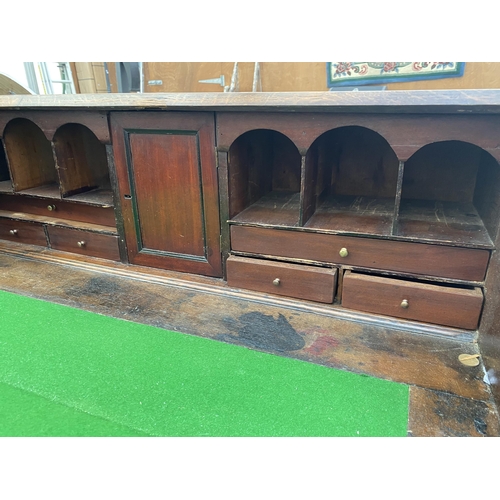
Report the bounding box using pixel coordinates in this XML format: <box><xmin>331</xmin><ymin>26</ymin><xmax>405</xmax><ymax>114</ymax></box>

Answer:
<box><xmin>0</xmin><ymin>289</ymin><xmax>409</xmax><ymax>436</ymax></box>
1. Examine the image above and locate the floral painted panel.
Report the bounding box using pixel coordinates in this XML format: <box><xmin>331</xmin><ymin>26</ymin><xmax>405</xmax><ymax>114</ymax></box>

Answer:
<box><xmin>327</xmin><ymin>62</ymin><xmax>465</xmax><ymax>87</ymax></box>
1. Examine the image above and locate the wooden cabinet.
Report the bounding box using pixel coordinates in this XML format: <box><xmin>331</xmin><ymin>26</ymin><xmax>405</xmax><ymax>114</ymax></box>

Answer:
<box><xmin>220</xmin><ymin>109</ymin><xmax>500</xmax><ymax>330</ymax></box>
<box><xmin>0</xmin><ymin>111</ymin><xmax>118</xmax><ymax>261</ymax></box>
<box><xmin>110</xmin><ymin>112</ymin><xmax>222</xmax><ymax>277</ymax></box>
<box><xmin>1</xmin><ymin>92</ymin><xmax>499</xmax><ymax>332</ymax></box>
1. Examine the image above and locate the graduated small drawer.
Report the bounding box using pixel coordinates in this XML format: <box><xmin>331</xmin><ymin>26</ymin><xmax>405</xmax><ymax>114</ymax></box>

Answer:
<box><xmin>226</xmin><ymin>255</ymin><xmax>337</xmax><ymax>303</ymax></box>
<box><xmin>342</xmin><ymin>271</ymin><xmax>484</xmax><ymax>330</ymax></box>
<box><xmin>0</xmin><ymin>218</ymin><xmax>47</xmax><ymax>247</ymax></box>
<box><xmin>47</xmin><ymin>226</ymin><xmax>120</xmax><ymax>261</ymax></box>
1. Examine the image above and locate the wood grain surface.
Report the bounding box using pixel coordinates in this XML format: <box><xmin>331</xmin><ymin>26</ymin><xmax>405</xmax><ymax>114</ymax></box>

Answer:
<box><xmin>226</xmin><ymin>255</ymin><xmax>337</xmax><ymax>303</ymax></box>
<box><xmin>110</xmin><ymin>112</ymin><xmax>222</xmax><ymax>277</ymax></box>
<box><xmin>3</xmin><ymin>90</ymin><xmax>500</xmax><ymax>114</ymax></box>
<box><xmin>230</xmin><ymin>226</ymin><xmax>491</xmax><ymax>281</ymax></box>
<box><xmin>0</xmin><ymin>193</ymin><xmax>117</xmax><ymax>227</ymax></box>
<box><xmin>0</xmin><ymin>218</ymin><xmax>47</xmax><ymax>247</ymax></box>
<box><xmin>342</xmin><ymin>271</ymin><xmax>484</xmax><ymax>330</ymax></box>
<box><xmin>47</xmin><ymin>226</ymin><xmax>120</xmax><ymax>261</ymax></box>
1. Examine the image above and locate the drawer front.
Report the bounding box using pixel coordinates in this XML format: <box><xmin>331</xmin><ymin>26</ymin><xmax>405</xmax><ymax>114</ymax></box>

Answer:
<box><xmin>47</xmin><ymin>226</ymin><xmax>120</xmax><ymax>261</ymax></box>
<box><xmin>342</xmin><ymin>271</ymin><xmax>483</xmax><ymax>330</ymax></box>
<box><xmin>230</xmin><ymin>226</ymin><xmax>490</xmax><ymax>282</ymax></box>
<box><xmin>226</xmin><ymin>255</ymin><xmax>337</xmax><ymax>303</ymax></box>
<box><xmin>0</xmin><ymin>218</ymin><xmax>47</xmax><ymax>246</ymax></box>
<box><xmin>0</xmin><ymin>194</ymin><xmax>116</xmax><ymax>228</ymax></box>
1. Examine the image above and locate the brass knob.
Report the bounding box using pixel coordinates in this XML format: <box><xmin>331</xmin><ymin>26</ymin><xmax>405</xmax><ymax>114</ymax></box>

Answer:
<box><xmin>9</xmin><ymin>229</ymin><xmax>18</xmax><ymax>235</ymax></box>
<box><xmin>273</xmin><ymin>278</ymin><xmax>281</xmax><ymax>286</ymax></box>
<box><xmin>339</xmin><ymin>247</ymin><xmax>349</xmax><ymax>258</ymax></box>
<box><xmin>401</xmin><ymin>299</ymin><xmax>409</xmax><ymax>309</ymax></box>
<box><xmin>77</xmin><ymin>241</ymin><xmax>86</xmax><ymax>247</ymax></box>
<box><xmin>47</xmin><ymin>204</ymin><xmax>56</xmax><ymax>211</ymax></box>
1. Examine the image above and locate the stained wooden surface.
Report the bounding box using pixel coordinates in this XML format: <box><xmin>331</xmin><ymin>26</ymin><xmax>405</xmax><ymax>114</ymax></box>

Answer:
<box><xmin>217</xmin><ymin>111</ymin><xmax>500</xmax><ymax>163</ymax></box>
<box><xmin>396</xmin><ymin>200</ymin><xmax>493</xmax><ymax>248</ymax></box>
<box><xmin>230</xmin><ymin>226</ymin><xmax>491</xmax><ymax>282</ymax></box>
<box><xmin>129</xmin><ymin>133</ymin><xmax>205</xmax><ymax>256</ymax></box>
<box><xmin>0</xmin><ymin>210</ymin><xmax>117</xmax><ymax>234</ymax></box>
<box><xmin>3</xmin><ymin>90</ymin><xmax>500</xmax><ymax>115</ymax></box>
<box><xmin>304</xmin><ymin>195</ymin><xmax>395</xmax><ymax>236</ymax></box>
<box><xmin>110</xmin><ymin>112</ymin><xmax>222</xmax><ymax>277</ymax></box>
<box><xmin>53</xmin><ymin>124</ymin><xmax>110</xmax><ymax>197</ymax></box>
<box><xmin>0</xmin><ymin>193</ymin><xmax>117</xmax><ymax>227</ymax></box>
<box><xmin>342</xmin><ymin>271</ymin><xmax>483</xmax><ymax>330</ymax></box>
<box><xmin>0</xmin><ymin>219</ymin><xmax>47</xmax><ymax>246</ymax></box>
<box><xmin>478</xmin><ymin>188</ymin><xmax>500</xmax><ymax>411</ymax></box>
<box><xmin>47</xmin><ymin>226</ymin><xmax>120</xmax><ymax>261</ymax></box>
<box><xmin>0</xmin><ymin>110</ymin><xmax>111</xmax><ymax>143</ymax></box>
<box><xmin>3</xmin><ymin>118</ymin><xmax>57</xmax><ymax>192</ymax></box>
<box><xmin>231</xmin><ymin>192</ymin><xmax>301</xmax><ymax>227</ymax></box>
<box><xmin>408</xmin><ymin>386</ymin><xmax>500</xmax><ymax>437</ymax></box>
<box><xmin>227</xmin><ymin>129</ymin><xmax>301</xmax><ymax>219</ymax></box>
<box><xmin>226</xmin><ymin>255</ymin><xmax>337</xmax><ymax>304</ymax></box>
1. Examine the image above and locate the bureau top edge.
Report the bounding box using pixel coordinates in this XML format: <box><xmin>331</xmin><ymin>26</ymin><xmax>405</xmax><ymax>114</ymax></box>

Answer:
<box><xmin>3</xmin><ymin>90</ymin><xmax>500</xmax><ymax>113</ymax></box>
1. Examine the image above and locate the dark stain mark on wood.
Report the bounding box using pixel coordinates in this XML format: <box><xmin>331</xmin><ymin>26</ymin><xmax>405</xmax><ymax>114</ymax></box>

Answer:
<box><xmin>66</xmin><ymin>276</ymin><xmax>122</xmax><ymax>296</ymax></box>
<box><xmin>220</xmin><ymin>311</ymin><xmax>305</xmax><ymax>352</ymax></box>
<box><xmin>409</xmin><ymin>386</ymin><xmax>499</xmax><ymax>437</ymax></box>
<box><xmin>433</xmin><ymin>391</ymin><xmax>490</xmax><ymax>436</ymax></box>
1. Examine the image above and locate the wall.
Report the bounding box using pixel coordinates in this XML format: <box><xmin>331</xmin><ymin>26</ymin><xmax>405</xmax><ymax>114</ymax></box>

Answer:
<box><xmin>141</xmin><ymin>62</ymin><xmax>500</xmax><ymax>93</ymax></box>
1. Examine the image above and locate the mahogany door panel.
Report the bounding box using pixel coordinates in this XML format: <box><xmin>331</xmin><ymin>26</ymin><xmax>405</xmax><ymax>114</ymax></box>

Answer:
<box><xmin>110</xmin><ymin>112</ymin><xmax>222</xmax><ymax>277</ymax></box>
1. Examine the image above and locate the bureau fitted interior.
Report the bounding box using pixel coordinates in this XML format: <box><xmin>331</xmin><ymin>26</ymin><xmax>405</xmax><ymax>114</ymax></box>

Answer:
<box><xmin>1</xmin><ymin>105</ymin><xmax>499</xmax><ymax>333</ymax></box>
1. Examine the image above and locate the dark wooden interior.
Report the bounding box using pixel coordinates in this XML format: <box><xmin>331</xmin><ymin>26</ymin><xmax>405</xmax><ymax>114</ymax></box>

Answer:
<box><xmin>52</xmin><ymin>123</ymin><xmax>111</xmax><ymax>199</ymax></box>
<box><xmin>3</xmin><ymin>118</ymin><xmax>59</xmax><ymax>195</ymax></box>
<box><xmin>1</xmin><ymin>90</ymin><xmax>499</xmax><ymax>436</ymax></box>
<box><xmin>228</xmin><ymin>129</ymin><xmax>302</xmax><ymax>226</ymax></box>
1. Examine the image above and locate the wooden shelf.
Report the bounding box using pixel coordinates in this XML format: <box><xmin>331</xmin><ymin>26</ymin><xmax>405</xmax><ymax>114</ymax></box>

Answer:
<box><xmin>396</xmin><ymin>199</ymin><xmax>494</xmax><ymax>249</ymax></box>
<box><xmin>18</xmin><ymin>183</ymin><xmax>61</xmax><ymax>199</ymax></box>
<box><xmin>304</xmin><ymin>195</ymin><xmax>395</xmax><ymax>236</ymax></box>
<box><xmin>65</xmin><ymin>188</ymin><xmax>114</xmax><ymax>207</ymax></box>
<box><xmin>231</xmin><ymin>191</ymin><xmax>300</xmax><ymax>227</ymax></box>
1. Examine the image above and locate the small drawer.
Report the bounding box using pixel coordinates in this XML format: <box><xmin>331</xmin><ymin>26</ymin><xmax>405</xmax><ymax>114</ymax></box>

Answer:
<box><xmin>0</xmin><ymin>218</ymin><xmax>47</xmax><ymax>246</ymax></box>
<box><xmin>47</xmin><ymin>226</ymin><xmax>120</xmax><ymax>261</ymax></box>
<box><xmin>0</xmin><ymin>194</ymin><xmax>116</xmax><ymax>228</ymax></box>
<box><xmin>226</xmin><ymin>255</ymin><xmax>337</xmax><ymax>303</ymax></box>
<box><xmin>230</xmin><ymin>225</ymin><xmax>490</xmax><ymax>282</ymax></box>
<box><xmin>342</xmin><ymin>271</ymin><xmax>483</xmax><ymax>330</ymax></box>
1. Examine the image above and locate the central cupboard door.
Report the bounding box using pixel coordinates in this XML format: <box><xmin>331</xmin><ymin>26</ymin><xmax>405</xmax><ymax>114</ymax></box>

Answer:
<box><xmin>111</xmin><ymin>112</ymin><xmax>222</xmax><ymax>277</ymax></box>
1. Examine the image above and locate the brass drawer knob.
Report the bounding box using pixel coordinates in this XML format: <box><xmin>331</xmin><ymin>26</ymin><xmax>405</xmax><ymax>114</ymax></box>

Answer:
<box><xmin>339</xmin><ymin>247</ymin><xmax>349</xmax><ymax>258</ymax></box>
<box><xmin>47</xmin><ymin>204</ymin><xmax>56</xmax><ymax>211</ymax></box>
<box><xmin>9</xmin><ymin>229</ymin><xmax>18</xmax><ymax>235</ymax></box>
<box><xmin>401</xmin><ymin>299</ymin><xmax>409</xmax><ymax>309</ymax></box>
<box><xmin>273</xmin><ymin>278</ymin><xmax>281</xmax><ymax>286</ymax></box>
<box><xmin>77</xmin><ymin>241</ymin><xmax>86</xmax><ymax>247</ymax></box>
